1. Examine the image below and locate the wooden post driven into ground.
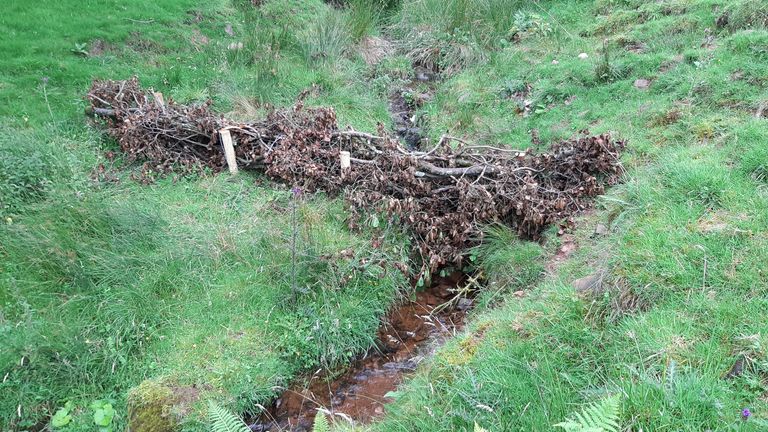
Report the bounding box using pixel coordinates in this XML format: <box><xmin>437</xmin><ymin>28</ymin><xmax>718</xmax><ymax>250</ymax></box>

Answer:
<box><xmin>219</xmin><ymin>129</ymin><xmax>238</xmax><ymax>175</ymax></box>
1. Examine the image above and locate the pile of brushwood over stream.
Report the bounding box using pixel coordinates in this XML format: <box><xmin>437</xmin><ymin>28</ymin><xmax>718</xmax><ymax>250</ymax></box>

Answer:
<box><xmin>87</xmin><ymin>77</ymin><xmax>624</xmax><ymax>277</ymax></box>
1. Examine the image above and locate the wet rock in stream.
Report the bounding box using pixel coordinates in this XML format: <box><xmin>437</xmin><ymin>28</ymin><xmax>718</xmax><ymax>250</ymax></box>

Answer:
<box><xmin>250</xmin><ymin>272</ymin><xmax>469</xmax><ymax>431</ymax></box>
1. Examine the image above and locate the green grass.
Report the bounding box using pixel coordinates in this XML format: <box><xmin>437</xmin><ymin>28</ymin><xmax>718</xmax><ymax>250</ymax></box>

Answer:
<box><xmin>1</xmin><ymin>175</ymin><xmax>409</xmax><ymax>430</ymax></box>
<box><xmin>371</xmin><ymin>0</ymin><xmax>768</xmax><ymax>430</ymax></box>
<box><xmin>3</xmin><ymin>0</ymin><xmax>768</xmax><ymax>431</ymax></box>
<box><xmin>0</xmin><ymin>0</ymin><xmax>401</xmax><ymax>430</ymax></box>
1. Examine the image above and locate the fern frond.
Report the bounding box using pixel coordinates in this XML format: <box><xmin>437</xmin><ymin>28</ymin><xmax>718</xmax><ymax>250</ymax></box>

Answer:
<box><xmin>313</xmin><ymin>412</ymin><xmax>330</xmax><ymax>432</ymax></box>
<box><xmin>474</xmin><ymin>421</ymin><xmax>489</xmax><ymax>432</ymax></box>
<box><xmin>207</xmin><ymin>401</ymin><xmax>251</xmax><ymax>432</ymax></box>
<box><xmin>554</xmin><ymin>396</ymin><xmax>620</xmax><ymax>432</ymax></box>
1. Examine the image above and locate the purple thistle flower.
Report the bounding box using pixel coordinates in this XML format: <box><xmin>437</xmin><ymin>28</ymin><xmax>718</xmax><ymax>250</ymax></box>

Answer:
<box><xmin>291</xmin><ymin>186</ymin><xmax>302</xmax><ymax>197</ymax></box>
<box><xmin>742</xmin><ymin>408</ymin><xmax>751</xmax><ymax>420</ymax></box>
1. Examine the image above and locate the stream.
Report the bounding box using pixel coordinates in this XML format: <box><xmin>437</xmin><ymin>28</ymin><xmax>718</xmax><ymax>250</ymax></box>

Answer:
<box><xmin>249</xmin><ymin>271</ymin><xmax>469</xmax><ymax>431</ymax></box>
<box><xmin>248</xmin><ymin>63</ymin><xmax>451</xmax><ymax>432</ymax></box>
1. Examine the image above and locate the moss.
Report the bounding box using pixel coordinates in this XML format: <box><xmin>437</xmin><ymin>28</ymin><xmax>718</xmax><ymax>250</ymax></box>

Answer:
<box><xmin>127</xmin><ymin>380</ymin><xmax>181</xmax><ymax>432</ymax></box>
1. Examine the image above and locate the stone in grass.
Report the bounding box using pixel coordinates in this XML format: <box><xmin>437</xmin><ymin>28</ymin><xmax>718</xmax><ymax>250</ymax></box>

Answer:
<box><xmin>127</xmin><ymin>380</ymin><xmax>200</xmax><ymax>432</ymax></box>
<box><xmin>634</xmin><ymin>79</ymin><xmax>651</xmax><ymax>90</ymax></box>
<box><xmin>592</xmin><ymin>223</ymin><xmax>609</xmax><ymax>237</ymax></box>
<box><xmin>572</xmin><ymin>272</ymin><xmax>604</xmax><ymax>294</ymax></box>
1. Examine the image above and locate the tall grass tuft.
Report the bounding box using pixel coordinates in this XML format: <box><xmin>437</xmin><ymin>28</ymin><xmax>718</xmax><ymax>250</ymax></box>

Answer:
<box><xmin>347</xmin><ymin>0</ymin><xmax>381</xmax><ymax>41</ymax></box>
<box><xmin>720</xmin><ymin>0</ymin><xmax>768</xmax><ymax>31</ymax></box>
<box><xmin>301</xmin><ymin>9</ymin><xmax>352</xmax><ymax>65</ymax></box>
<box><xmin>392</xmin><ymin>0</ymin><xmax>527</xmax><ymax>72</ymax></box>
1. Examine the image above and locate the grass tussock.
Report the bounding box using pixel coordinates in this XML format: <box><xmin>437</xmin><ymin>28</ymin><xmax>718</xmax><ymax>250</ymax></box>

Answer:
<box><xmin>719</xmin><ymin>0</ymin><xmax>768</xmax><ymax>31</ymax></box>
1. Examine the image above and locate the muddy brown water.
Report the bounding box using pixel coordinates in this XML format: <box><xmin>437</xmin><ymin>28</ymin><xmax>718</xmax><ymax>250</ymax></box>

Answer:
<box><xmin>249</xmin><ymin>272</ymin><xmax>469</xmax><ymax>431</ymax></box>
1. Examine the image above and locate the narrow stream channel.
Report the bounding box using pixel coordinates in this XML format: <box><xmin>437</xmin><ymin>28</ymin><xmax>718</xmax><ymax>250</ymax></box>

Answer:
<box><xmin>249</xmin><ymin>271</ymin><xmax>470</xmax><ymax>431</ymax></box>
<box><xmin>247</xmin><ymin>63</ymin><xmax>451</xmax><ymax>431</ymax></box>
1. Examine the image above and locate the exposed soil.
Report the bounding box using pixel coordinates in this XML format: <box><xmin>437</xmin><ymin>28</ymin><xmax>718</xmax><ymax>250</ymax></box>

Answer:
<box><xmin>546</xmin><ymin>233</ymin><xmax>578</xmax><ymax>274</ymax></box>
<box><xmin>248</xmin><ymin>272</ymin><xmax>468</xmax><ymax>431</ymax></box>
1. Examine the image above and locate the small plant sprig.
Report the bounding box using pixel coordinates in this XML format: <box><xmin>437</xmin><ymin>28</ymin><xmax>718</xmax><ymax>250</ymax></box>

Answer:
<box><xmin>41</xmin><ymin>77</ymin><xmax>54</xmax><ymax>121</ymax></box>
<box><xmin>71</xmin><ymin>42</ymin><xmax>88</xmax><ymax>56</ymax></box>
<box><xmin>207</xmin><ymin>402</ymin><xmax>251</xmax><ymax>432</ymax></box>
<box><xmin>51</xmin><ymin>402</ymin><xmax>74</xmax><ymax>428</ymax></box>
<box><xmin>49</xmin><ymin>400</ymin><xmax>116</xmax><ymax>431</ymax></box>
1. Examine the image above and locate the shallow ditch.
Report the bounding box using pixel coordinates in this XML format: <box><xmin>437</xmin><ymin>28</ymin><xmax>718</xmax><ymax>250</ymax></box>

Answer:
<box><xmin>248</xmin><ymin>271</ymin><xmax>470</xmax><ymax>431</ymax></box>
<box><xmin>388</xmin><ymin>65</ymin><xmax>439</xmax><ymax>150</ymax></box>
<box><xmin>246</xmin><ymin>65</ymin><xmax>460</xmax><ymax>431</ymax></box>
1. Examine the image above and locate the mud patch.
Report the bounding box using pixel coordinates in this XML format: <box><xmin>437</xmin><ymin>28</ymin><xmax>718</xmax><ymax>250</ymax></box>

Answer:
<box><xmin>88</xmin><ymin>39</ymin><xmax>113</xmax><ymax>57</ymax></box>
<box><xmin>249</xmin><ymin>272</ymin><xmax>468</xmax><ymax>431</ymax></box>
<box><xmin>127</xmin><ymin>32</ymin><xmax>167</xmax><ymax>53</ymax></box>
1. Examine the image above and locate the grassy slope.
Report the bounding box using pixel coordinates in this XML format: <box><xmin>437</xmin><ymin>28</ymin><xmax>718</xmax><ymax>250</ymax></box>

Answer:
<box><xmin>373</xmin><ymin>0</ymin><xmax>768</xmax><ymax>431</ymax></box>
<box><xmin>2</xmin><ymin>0</ymin><xmax>767</xmax><ymax>431</ymax></box>
<box><xmin>0</xmin><ymin>0</ymin><xmax>401</xmax><ymax>430</ymax></box>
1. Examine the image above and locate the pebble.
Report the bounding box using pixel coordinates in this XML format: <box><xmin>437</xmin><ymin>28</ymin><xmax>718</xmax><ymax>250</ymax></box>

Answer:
<box><xmin>593</xmin><ymin>223</ymin><xmax>609</xmax><ymax>236</ymax></box>
<box><xmin>457</xmin><ymin>298</ymin><xmax>474</xmax><ymax>311</ymax></box>
<box><xmin>578</xmin><ymin>53</ymin><xmax>589</xmax><ymax>60</ymax></box>
<box><xmin>572</xmin><ymin>272</ymin><xmax>603</xmax><ymax>293</ymax></box>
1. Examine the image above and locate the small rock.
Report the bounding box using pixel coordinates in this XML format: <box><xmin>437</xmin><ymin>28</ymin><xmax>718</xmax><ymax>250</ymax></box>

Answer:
<box><xmin>593</xmin><ymin>223</ymin><xmax>609</xmax><ymax>237</ymax></box>
<box><xmin>415</xmin><ymin>72</ymin><xmax>432</xmax><ymax>82</ymax></box>
<box><xmin>572</xmin><ymin>272</ymin><xmax>603</xmax><ymax>294</ymax></box>
<box><xmin>414</xmin><ymin>66</ymin><xmax>437</xmax><ymax>82</ymax></box>
<box><xmin>715</xmin><ymin>12</ymin><xmax>729</xmax><ymax>29</ymax></box>
<box><xmin>457</xmin><ymin>298</ymin><xmax>474</xmax><ymax>311</ymax></box>
<box><xmin>128</xmin><ymin>380</ymin><xmax>189</xmax><ymax>432</ymax></box>
<box><xmin>634</xmin><ymin>78</ymin><xmax>651</xmax><ymax>90</ymax></box>
<box><xmin>415</xmin><ymin>92</ymin><xmax>433</xmax><ymax>104</ymax></box>
<box><xmin>248</xmin><ymin>424</ymin><xmax>272</xmax><ymax>432</ymax></box>
<box><xmin>224</xmin><ymin>23</ymin><xmax>235</xmax><ymax>37</ymax></box>
<box><xmin>723</xmin><ymin>356</ymin><xmax>744</xmax><ymax>380</ymax></box>
<box><xmin>551</xmin><ymin>59</ymin><xmax>559</xmax><ymax>65</ymax></box>
<box><xmin>578</xmin><ymin>52</ymin><xmax>589</xmax><ymax>60</ymax></box>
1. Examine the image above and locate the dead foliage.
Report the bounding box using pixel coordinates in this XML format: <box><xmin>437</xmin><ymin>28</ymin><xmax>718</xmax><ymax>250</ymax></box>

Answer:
<box><xmin>86</xmin><ymin>77</ymin><xmax>624</xmax><ymax>276</ymax></box>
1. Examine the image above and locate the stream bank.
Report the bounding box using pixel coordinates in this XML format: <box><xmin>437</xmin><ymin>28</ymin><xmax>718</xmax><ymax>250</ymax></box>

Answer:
<box><xmin>249</xmin><ymin>271</ymin><xmax>469</xmax><ymax>431</ymax></box>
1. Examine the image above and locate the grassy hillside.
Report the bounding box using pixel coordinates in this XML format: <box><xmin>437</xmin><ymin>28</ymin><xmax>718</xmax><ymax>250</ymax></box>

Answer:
<box><xmin>1</xmin><ymin>0</ymin><xmax>767</xmax><ymax>431</ymax></box>
<box><xmin>0</xmin><ymin>0</ymin><xmax>402</xmax><ymax>430</ymax></box>
<box><xmin>372</xmin><ymin>0</ymin><xmax>768</xmax><ymax>430</ymax></box>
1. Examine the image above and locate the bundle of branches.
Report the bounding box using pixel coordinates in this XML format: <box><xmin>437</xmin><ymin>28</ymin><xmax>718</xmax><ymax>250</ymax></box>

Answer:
<box><xmin>87</xmin><ymin>77</ymin><xmax>624</xmax><ymax>274</ymax></box>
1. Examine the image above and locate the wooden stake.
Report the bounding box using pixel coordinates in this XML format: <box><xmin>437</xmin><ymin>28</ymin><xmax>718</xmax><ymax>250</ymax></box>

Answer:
<box><xmin>219</xmin><ymin>129</ymin><xmax>238</xmax><ymax>174</ymax></box>
<box><xmin>340</xmin><ymin>150</ymin><xmax>351</xmax><ymax>171</ymax></box>
<box><xmin>152</xmin><ymin>91</ymin><xmax>165</xmax><ymax>113</ymax></box>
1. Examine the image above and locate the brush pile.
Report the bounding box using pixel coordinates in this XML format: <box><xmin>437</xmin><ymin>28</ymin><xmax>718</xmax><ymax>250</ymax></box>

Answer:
<box><xmin>87</xmin><ymin>77</ymin><xmax>624</xmax><ymax>273</ymax></box>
